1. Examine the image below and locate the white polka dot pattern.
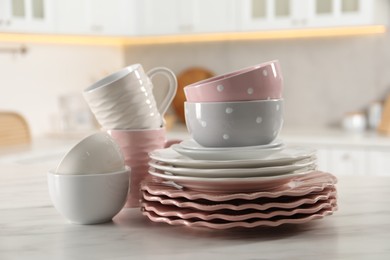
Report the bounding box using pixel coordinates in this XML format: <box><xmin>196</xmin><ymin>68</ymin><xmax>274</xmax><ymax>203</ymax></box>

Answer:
<box><xmin>217</xmin><ymin>85</ymin><xmax>224</xmax><ymax>92</ymax></box>
<box><xmin>247</xmin><ymin>88</ymin><xmax>254</xmax><ymax>95</ymax></box>
<box><xmin>225</xmin><ymin>107</ymin><xmax>233</xmax><ymax>114</ymax></box>
<box><xmin>256</xmin><ymin>117</ymin><xmax>263</xmax><ymax>124</ymax></box>
<box><xmin>263</xmin><ymin>70</ymin><xmax>268</xmax><ymax>76</ymax></box>
<box><xmin>223</xmin><ymin>134</ymin><xmax>229</xmax><ymax>140</ymax></box>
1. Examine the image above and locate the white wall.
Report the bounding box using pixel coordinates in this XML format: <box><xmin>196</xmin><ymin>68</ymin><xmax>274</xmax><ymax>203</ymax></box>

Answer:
<box><xmin>124</xmin><ymin>32</ymin><xmax>390</xmax><ymax>128</ymax></box>
<box><xmin>0</xmin><ymin>43</ymin><xmax>124</xmax><ymax>136</ymax></box>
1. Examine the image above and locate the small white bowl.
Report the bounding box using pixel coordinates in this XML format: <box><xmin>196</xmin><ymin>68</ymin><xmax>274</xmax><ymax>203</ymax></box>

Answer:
<box><xmin>47</xmin><ymin>168</ymin><xmax>129</xmax><ymax>224</ymax></box>
<box><xmin>56</xmin><ymin>132</ymin><xmax>126</xmax><ymax>175</ymax></box>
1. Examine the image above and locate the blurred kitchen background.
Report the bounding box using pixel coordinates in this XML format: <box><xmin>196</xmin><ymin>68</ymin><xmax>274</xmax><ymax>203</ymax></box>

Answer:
<box><xmin>1</xmin><ymin>0</ymin><xmax>390</xmax><ymax>175</ymax></box>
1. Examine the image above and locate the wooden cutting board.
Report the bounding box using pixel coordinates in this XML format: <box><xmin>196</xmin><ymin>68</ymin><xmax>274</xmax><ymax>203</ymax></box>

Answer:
<box><xmin>378</xmin><ymin>95</ymin><xmax>390</xmax><ymax>135</ymax></box>
<box><xmin>173</xmin><ymin>67</ymin><xmax>214</xmax><ymax>123</ymax></box>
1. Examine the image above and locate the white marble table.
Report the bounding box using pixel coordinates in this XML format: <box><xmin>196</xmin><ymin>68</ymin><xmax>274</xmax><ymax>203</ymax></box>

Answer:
<box><xmin>1</xmin><ymin>157</ymin><xmax>390</xmax><ymax>260</ymax></box>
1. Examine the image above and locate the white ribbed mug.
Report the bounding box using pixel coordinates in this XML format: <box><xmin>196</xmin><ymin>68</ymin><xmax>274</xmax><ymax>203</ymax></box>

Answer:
<box><xmin>83</xmin><ymin>64</ymin><xmax>177</xmax><ymax>130</ymax></box>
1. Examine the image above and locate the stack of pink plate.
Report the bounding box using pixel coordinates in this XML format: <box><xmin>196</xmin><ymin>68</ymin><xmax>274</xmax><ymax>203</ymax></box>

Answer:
<box><xmin>141</xmin><ymin>145</ymin><xmax>338</xmax><ymax>229</ymax></box>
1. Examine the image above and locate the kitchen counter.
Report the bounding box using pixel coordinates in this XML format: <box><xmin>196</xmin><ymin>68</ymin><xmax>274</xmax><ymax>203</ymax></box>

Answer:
<box><xmin>1</xmin><ymin>154</ymin><xmax>390</xmax><ymax>259</ymax></box>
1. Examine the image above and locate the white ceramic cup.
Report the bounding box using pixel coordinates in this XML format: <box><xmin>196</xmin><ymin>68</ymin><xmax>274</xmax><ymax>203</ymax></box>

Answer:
<box><xmin>83</xmin><ymin>64</ymin><xmax>177</xmax><ymax>130</ymax></box>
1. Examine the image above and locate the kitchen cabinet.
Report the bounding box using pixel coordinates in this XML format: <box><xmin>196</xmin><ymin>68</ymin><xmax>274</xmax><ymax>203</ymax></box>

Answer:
<box><xmin>239</xmin><ymin>0</ymin><xmax>389</xmax><ymax>31</ymax></box>
<box><xmin>54</xmin><ymin>0</ymin><xmax>137</xmax><ymax>36</ymax></box>
<box><xmin>367</xmin><ymin>149</ymin><xmax>390</xmax><ymax>176</ymax></box>
<box><xmin>306</xmin><ymin>145</ymin><xmax>390</xmax><ymax>176</ymax></box>
<box><xmin>138</xmin><ymin>0</ymin><xmax>238</xmax><ymax>35</ymax></box>
<box><xmin>326</xmin><ymin>147</ymin><xmax>367</xmax><ymax>176</ymax></box>
<box><xmin>0</xmin><ymin>0</ymin><xmax>53</xmax><ymax>32</ymax></box>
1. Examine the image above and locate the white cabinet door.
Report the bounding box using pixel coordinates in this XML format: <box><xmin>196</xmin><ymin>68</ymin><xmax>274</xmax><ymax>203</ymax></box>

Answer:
<box><xmin>239</xmin><ymin>0</ymin><xmax>388</xmax><ymax>31</ymax></box>
<box><xmin>85</xmin><ymin>0</ymin><xmax>136</xmax><ymax>36</ymax></box>
<box><xmin>327</xmin><ymin>148</ymin><xmax>367</xmax><ymax>176</ymax></box>
<box><xmin>306</xmin><ymin>0</ymin><xmax>375</xmax><ymax>27</ymax></box>
<box><xmin>0</xmin><ymin>0</ymin><xmax>53</xmax><ymax>32</ymax></box>
<box><xmin>191</xmin><ymin>0</ymin><xmax>238</xmax><ymax>33</ymax></box>
<box><xmin>367</xmin><ymin>149</ymin><xmax>390</xmax><ymax>176</ymax></box>
<box><xmin>138</xmin><ymin>0</ymin><xmax>238</xmax><ymax>35</ymax></box>
<box><xmin>138</xmin><ymin>0</ymin><xmax>179</xmax><ymax>35</ymax></box>
<box><xmin>55</xmin><ymin>0</ymin><xmax>136</xmax><ymax>36</ymax></box>
<box><xmin>239</xmin><ymin>0</ymin><xmax>307</xmax><ymax>30</ymax></box>
<box><xmin>55</xmin><ymin>0</ymin><xmax>87</xmax><ymax>34</ymax></box>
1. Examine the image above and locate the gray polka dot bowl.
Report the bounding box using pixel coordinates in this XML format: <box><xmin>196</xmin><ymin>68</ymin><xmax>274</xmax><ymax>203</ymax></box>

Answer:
<box><xmin>184</xmin><ymin>60</ymin><xmax>283</xmax><ymax>102</ymax></box>
<box><xmin>184</xmin><ymin>99</ymin><xmax>284</xmax><ymax>148</ymax></box>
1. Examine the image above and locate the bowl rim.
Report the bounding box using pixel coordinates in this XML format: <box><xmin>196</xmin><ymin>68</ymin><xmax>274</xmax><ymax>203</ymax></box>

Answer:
<box><xmin>184</xmin><ymin>60</ymin><xmax>280</xmax><ymax>89</ymax></box>
<box><xmin>48</xmin><ymin>167</ymin><xmax>130</xmax><ymax>177</ymax></box>
<box><xmin>184</xmin><ymin>99</ymin><xmax>284</xmax><ymax>106</ymax></box>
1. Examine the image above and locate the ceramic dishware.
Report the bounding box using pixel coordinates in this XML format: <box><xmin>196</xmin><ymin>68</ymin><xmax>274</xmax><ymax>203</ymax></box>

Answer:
<box><xmin>171</xmin><ymin>143</ymin><xmax>285</xmax><ymax>160</ymax></box>
<box><xmin>185</xmin><ymin>99</ymin><xmax>283</xmax><ymax>147</ymax></box>
<box><xmin>149</xmin><ymin>158</ymin><xmax>316</xmax><ymax>178</ymax></box>
<box><xmin>149</xmin><ymin>146</ymin><xmax>316</xmax><ymax>169</ymax></box>
<box><xmin>48</xmin><ymin>168</ymin><xmax>129</xmax><ymax>224</ymax></box>
<box><xmin>184</xmin><ymin>60</ymin><xmax>283</xmax><ymax>102</ymax></box>
<box><xmin>108</xmin><ymin>127</ymin><xmax>180</xmax><ymax>207</ymax></box>
<box><xmin>140</xmin><ymin>171</ymin><xmax>337</xmax><ymax>229</ymax></box>
<box><xmin>83</xmin><ymin>64</ymin><xmax>177</xmax><ymax>129</ymax></box>
<box><xmin>56</xmin><ymin>132</ymin><xmax>126</xmax><ymax>175</ymax></box>
<box><xmin>179</xmin><ymin>138</ymin><xmax>283</xmax><ymax>151</ymax></box>
<box><xmin>148</xmin><ymin>168</ymin><xmax>315</xmax><ymax>193</ymax></box>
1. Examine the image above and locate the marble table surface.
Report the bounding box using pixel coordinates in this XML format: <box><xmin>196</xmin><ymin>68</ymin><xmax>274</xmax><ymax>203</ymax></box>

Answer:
<box><xmin>1</xmin><ymin>158</ymin><xmax>390</xmax><ymax>260</ymax></box>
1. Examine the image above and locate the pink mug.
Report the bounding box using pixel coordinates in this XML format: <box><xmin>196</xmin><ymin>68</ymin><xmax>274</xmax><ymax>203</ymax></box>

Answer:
<box><xmin>108</xmin><ymin>127</ymin><xmax>179</xmax><ymax>208</ymax></box>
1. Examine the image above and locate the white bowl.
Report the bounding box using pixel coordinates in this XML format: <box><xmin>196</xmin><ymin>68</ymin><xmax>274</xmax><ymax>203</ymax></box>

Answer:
<box><xmin>47</xmin><ymin>168</ymin><xmax>129</xmax><ymax>224</ymax></box>
<box><xmin>56</xmin><ymin>132</ymin><xmax>126</xmax><ymax>175</ymax></box>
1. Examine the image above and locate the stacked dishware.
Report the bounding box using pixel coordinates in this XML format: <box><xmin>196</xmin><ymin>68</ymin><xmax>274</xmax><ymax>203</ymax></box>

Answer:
<box><xmin>142</xmin><ymin>60</ymin><xmax>338</xmax><ymax>229</ymax></box>
<box><xmin>83</xmin><ymin>64</ymin><xmax>178</xmax><ymax>207</ymax></box>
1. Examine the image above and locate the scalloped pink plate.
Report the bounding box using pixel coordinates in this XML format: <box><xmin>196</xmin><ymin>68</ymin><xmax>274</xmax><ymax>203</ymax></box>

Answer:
<box><xmin>141</xmin><ymin>188</ymin><xmax>337</xmax><ymax>211</ymax></box>
<box><xmin>142</xmin><ymin>205</ymin><xmax>338</xmax><ymax>229</ymax></box>
<box><xmin>141</xmin><ymin>171</ymin><xmax>337</xmax><ymax>201</ymax></box>
<box><xmin>141</xmin><ymin>198</ymin><xmax>337</xmax><ymax>221</ymax></box>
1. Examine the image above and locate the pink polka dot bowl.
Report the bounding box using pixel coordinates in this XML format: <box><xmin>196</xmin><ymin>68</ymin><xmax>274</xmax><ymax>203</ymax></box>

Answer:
<box><xmin>183</xmin><ymin>60</ymin><xmax>283</xmax><ymax>102</ymax></box>
<box><xmin>184</xmin><ymin>99</ymin><xmax>284</xmax><ymax>147</ymax></box>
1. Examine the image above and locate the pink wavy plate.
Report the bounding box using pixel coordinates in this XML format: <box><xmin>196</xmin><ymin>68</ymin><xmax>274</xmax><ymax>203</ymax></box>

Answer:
<box><xmin>142</xmin><ymin>206</ymin><xmax>338</xmax><ymax>229</ymax></box>
<box><xmin>141</xmin><ymin>171</ymin><xmax>337</xmax><ymax>201</ymax></box>
<box><xmin>141</xmin><ymin>189</ymin><xmax>337</xmax><ymax>211</ymax></box>
<box><xmin>141</xmin><ymin>198</ymin><xmax>336</xmax><ymax>221</ymax></box>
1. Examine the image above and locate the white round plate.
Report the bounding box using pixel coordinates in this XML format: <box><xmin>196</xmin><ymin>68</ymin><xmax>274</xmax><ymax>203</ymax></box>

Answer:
<box><xmin>179</xmin><ymin>139</ymin><xmax>284</xmax><ymax>151</ymax></box>
<box><xmin>172</xmin><ymin>143</ymin><xmax>285</xmax><ymax>160</ymax></box>
<box><xmin>148</xmin><ymin>168</ymin><xmax>316</xmax><ymax>193</ymax></box>
<box><xmin>149</xmin><ymin>146</ymin><xmax>316</xmax><ymax>169</ymax></box>
<box><xmin>149</xmin><ymin>159</ymin><xmax>317</xmax><ymax>178</ymax></box>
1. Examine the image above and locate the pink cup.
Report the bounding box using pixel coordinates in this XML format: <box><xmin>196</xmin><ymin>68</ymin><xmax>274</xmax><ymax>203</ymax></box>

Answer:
<box><xmin>184</xmin><ymin>60</ymin><xmax>283</xmax><ymax>102</ymax></box>
<box><xmin>108</xmin><ymin>127</ymin><xmax>179</xmax><ymax>208</ymax></box>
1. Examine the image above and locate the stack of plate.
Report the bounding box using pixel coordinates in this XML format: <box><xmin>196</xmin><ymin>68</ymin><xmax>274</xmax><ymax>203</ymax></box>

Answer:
<box><xmin>141</xmin><ymin>140</ymin><xmax>338</xmax><ymax>229</ymax></box>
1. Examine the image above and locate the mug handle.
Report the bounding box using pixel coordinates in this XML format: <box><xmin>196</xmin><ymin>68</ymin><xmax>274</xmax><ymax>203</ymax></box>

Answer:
<box><xmin>147</xmin><ymin>67</ymin><xmax>178</xmax><ymax>118</ymax></box>
<box><xmin>164</xmin><ymin>139</ymin><xmax>182</xmax><ymax>148</ymax></box>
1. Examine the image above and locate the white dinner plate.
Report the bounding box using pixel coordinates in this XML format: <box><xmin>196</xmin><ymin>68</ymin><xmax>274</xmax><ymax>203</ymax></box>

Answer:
<box><xmin>172</xmin><ymin>143</ymin><xmax>285</xmax><ymax>160</ymax></box>
<box><xmin>149</xmin><ymin>146</ymin><xmax>316</xmax><ymax>169</ymax></box>
<box><xmin>179</xmin><ymin>139</ymin><xmax>284</xmax><ymax>151</ymax></box>
<box><xmin>148</xmin><ymin>168</ymin><xmax>316</xmax><ymax>193</ymax></box>
<box><xmin>149</xmin><ymin>159</ymin><xmax>317</xmax><ymax>178</ymax></box>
